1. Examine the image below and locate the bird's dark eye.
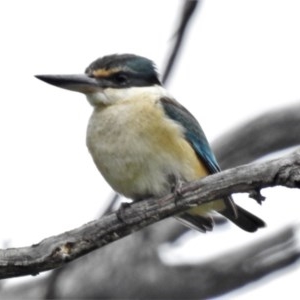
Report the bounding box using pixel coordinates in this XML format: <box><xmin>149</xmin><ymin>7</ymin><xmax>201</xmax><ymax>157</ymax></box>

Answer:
<box><xmin>112</xmin><ymin>73</ymin><xmax>128</xmax><ymax>85</ymax></box>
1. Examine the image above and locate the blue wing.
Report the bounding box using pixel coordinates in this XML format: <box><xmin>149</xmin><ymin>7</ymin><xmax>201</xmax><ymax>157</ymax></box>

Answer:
<box><xmin>160</xmin><ymin>97</ymin><xmax>266</xmax><ymax>232</ymax></box>
<box><xmin>160</xmin><ymin>97</ymin><xmax>220</xmax><ymax>174</ymax></box>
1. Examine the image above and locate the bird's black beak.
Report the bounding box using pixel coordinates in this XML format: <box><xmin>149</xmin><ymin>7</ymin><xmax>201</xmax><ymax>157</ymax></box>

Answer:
<box><xmin>35</xmin><ymin>74</ymin><xmax>100</xmax><ymax>94</ymax></box>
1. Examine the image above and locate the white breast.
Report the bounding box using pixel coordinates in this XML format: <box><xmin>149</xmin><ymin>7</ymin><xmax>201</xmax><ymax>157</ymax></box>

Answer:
<box><xmin>86</xmin><ymin>86</ymin><xmax>205</xmax><ymax>200</ymax></box>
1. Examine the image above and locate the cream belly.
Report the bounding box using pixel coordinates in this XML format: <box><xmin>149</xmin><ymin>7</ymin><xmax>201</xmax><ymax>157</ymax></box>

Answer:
<box><xmin>86</xmin><ymin>96</ymin><xmax>208</xmax><ymax>200</ymax></box>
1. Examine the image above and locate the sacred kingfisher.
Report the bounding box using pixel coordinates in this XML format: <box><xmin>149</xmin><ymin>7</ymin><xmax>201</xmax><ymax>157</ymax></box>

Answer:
<box><xmin>36</xmin><ymin>53</ymin><xmax>265</xmax><ymax>232</ymax></box>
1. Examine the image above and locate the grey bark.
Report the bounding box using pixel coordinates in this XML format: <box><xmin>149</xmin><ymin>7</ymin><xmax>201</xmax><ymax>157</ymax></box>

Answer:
<box><xmin>0</xmin><ymin>148</ymin><xmax>299</xmax><ymax>280</ymax></box>
<box><xmin>0</xmin><ymin>104</ymin><xmax>300</xmax><ymax>298</ymax></box>
<box><xmin>2</xmin><ymin>0</ymin><xmax>300</xmax><ymax>297</ymax></box>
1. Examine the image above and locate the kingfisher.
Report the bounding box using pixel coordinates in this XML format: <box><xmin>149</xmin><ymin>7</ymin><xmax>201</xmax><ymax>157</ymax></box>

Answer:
<box><xmin>36</xmin><ymin>53</ymin><xmax>265</xmax><ymax>232</ymax></box>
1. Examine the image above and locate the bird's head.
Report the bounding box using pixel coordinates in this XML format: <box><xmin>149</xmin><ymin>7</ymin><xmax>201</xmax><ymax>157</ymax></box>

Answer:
<box><xmin>36</xmin><ymin>54</ymin><xmax>162</xmax><ymax>106</ymax></box>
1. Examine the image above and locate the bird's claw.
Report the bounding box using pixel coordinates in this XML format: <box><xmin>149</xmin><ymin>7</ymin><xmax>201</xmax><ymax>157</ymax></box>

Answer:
<box><xmin>116</xmin><ymin>202</ymin><xmax>131</xmax><ymax>224</ymax></box>
<box><xmin>169</xmin><ymin>175</ymin><xmax>185</xmax><ymax>207</ymax></box>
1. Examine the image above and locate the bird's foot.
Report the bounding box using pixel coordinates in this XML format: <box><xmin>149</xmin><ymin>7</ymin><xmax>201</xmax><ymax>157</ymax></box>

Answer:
<box><xmin>169</xmin><ymin>175</ymin><xmax>186</xmax><ymax>208</ymax></box>
<box><xmin>170</xmin><ymin>175</ymin><xmax>185</xmax><ymax>198</ymax></box>
<box><xmin>116</xmin><ymin>202</ymin><xmax>131</xmax><ymax>224</ymax></box>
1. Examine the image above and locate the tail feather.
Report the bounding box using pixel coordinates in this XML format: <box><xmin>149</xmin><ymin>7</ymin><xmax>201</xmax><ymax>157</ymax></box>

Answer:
<box><xmin>175</xmin><ymin>199</ymin><xmax>265</xmax><ymax>233</ymax></box>
<box><xmin>175</xmin><ymin>213</ymin><xmax>213</xmax><ymax>233</ymax></box>
<box><xmin>221</xmin><ymin>204</ymin><xmax>265</xmax><ymax>232</ymax></box>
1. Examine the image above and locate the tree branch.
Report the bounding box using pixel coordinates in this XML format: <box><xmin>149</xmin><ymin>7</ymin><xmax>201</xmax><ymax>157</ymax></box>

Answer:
<box><xmin>49</xmin><ymin>224</ymin><xmax>300</xmax><ymax>299</ymax></box>
<box><xmin>0</xmin><ymin>149</ymin><xmax>300</xmax><ymax>279</ymax></box>
<box><xmin>213</xmin><ymin>103</ymin><xmax>300</xmax><ymax>169</ymax></box>
<box><xmin>161</xmin><ymin>0</ymin><xmax>200</xmax><ymax>85</ymax></box>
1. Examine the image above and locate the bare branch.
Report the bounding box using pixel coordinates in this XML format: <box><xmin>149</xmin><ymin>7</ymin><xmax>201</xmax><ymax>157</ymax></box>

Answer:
<box><xmin>51</xmin><ymin>225</ymin><xmax>300</xmax><ymax>299</ymax></box>
<box><xmin>2</xmin><ymin>224</ymin><xmax>298</xmax><ymax>299</ymax></box>
<box><xmin>213</xmin><ymin>102</ymin><xmax>300</xmax><ymax>169</ymax></box>
<box><xmin>0</xmin><ymin>149</ymin><xmax>299</xmax><ymax>279</ymax></box>
<box><xmin>158</xmin><ymin>225</ymin><xmax>300</xmax><ymax>299</ymax></box>
<box><xmin>161</xmin><ymin>0</ymin><xmax>200</xmax><ymax>84</ymax></box>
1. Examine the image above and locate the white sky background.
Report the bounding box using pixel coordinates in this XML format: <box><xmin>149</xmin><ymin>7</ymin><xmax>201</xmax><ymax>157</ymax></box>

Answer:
<box><xmin>0</xmin><ymin>0</ymin><xmax>300</xmax><ymax>298</ymax></box>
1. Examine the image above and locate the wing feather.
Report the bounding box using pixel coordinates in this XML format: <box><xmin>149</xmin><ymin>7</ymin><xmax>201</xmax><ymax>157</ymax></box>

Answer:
<box><xmin>160</xmin><ymin>97</ymin><xmax>266</xmax><ymax>232</ymax></box>
<box><xmin>160</xmin><ymin>97</ymin><xmax>220</xmax><ymax>174</ymax></box>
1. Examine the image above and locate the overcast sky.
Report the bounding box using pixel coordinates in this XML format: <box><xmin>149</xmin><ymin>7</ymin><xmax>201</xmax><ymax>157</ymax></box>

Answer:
<box><xmin>1</xmin><ymin>0</ymin><xmax>300</xmax><ymax>298</ymax></box>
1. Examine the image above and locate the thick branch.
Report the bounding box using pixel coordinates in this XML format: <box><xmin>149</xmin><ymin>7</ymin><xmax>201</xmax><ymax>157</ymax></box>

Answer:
<box><xmin>0</xmin><ymin>149</ymin><xmax>300</xmax><ymax>279</ymax></box>
<box><xmin>213</xmin><ymin>102</ymin><xmax>300</xmax><ymax>168</ymax></box>
<box><xmin>44</xmin><ymin>225</ymin><xmax>300</xmax><ymax>299</ymax></box>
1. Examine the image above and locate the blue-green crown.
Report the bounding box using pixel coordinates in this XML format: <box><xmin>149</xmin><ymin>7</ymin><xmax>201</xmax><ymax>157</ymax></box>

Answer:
<box><xmin>85</xmin><ymin>54</ymin><xmax>161</xmax><ymax>87</ymax></box>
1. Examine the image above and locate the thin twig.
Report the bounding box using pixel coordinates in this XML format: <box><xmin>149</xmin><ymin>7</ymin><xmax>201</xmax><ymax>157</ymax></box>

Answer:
<box><xmin>162</xmin><ymin>0</ymin><xmax>200</xmax><ymax>84</ymax></box>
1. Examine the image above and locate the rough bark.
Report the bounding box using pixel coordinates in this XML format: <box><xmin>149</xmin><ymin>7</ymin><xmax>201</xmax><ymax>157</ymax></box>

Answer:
<box><xmin>2</xmin><ymin>0</ymin><xmax>300</xmax><ymax>298</ymax></box>
<box><xmin>1</xmin><ymin>223</ymin><xmax>299</xmax><ymax>299</ymax></box>
<box><xmin>0</xmin><ymin>149</ymin><xmax>299</xmax><ymax>280</ymax></box>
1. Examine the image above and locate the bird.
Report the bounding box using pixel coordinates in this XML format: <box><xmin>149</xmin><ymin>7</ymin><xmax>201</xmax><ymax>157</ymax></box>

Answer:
<box><xmin>35</xmin><ymin>53</ymin><xmax>265</xmax><ymax>233</ymax></box>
